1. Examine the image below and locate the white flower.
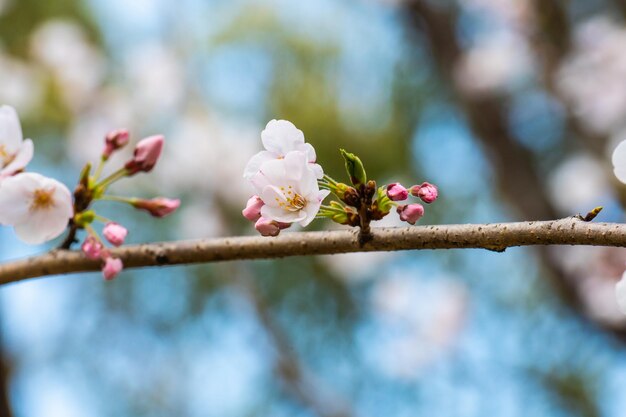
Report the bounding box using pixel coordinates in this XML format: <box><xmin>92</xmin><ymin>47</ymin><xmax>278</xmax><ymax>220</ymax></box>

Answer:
<box><xmin>612</xmin><ymin>140</ymin><xmax>626</xmax><ymax>183</ymax></box>
<box><xmin>0</xmin><ymin>105</ymin><xmax>33</xmax><ymax>178</ymax></box>
<box><xmin>0</xmin><ymin>172</ymin><xmax>73</xmax><ymax>244</ymax></box>
<box><xmin>243</xmin><ymin>119</ymin><xmax>323</xmax><ymax>180</ymax></box>
<box><xmin>251</xmin><ymin>151</ymin><xmax>329</xmax><ymax>226</ymax></box>
<box><xmin>616</xmin><ymin>270</ymin><xmax>626</xmax><ymax>314</ymax></box>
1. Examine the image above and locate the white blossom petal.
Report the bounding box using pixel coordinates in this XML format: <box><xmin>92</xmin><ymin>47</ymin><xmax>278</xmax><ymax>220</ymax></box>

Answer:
<box><xmin>261</xmin><ymin>119</ymin><xmax>305</xmax><ymax>154</ymax></box>
<box><xmin>0</xmin><ymin>175</ymin><xmax>33</xmax><ymax>225</ymax></box>
<box><xmin>261</xmin><ymin>185</ymin><xmax>289</xmax><ymax>208</ymax></box>
<box><xmin>243</xmin><ymin>150</ymin><xmax>274</xmax><ymax>180</ymax></box>
<box><xmin>261</xmin><ymin>204</ymin><xmax>307</xmax><ymax>223</ymax></box>
<box><xmin>0</xmin><ymin>173</ymin><xmax>72</xmax><ymax>244</ymax></box>
<box><xmin>616</xmin><ymin>271</ymin><xmax>626</xmax><ymax>314</ymax></box>
<box><xmin>0</xmin><ymin>105</ymin><xmax>23</xmax><ymax>153</ymax></box>
<box><xmin>612</xmin><ymin>140</ymin><xmax>626</xmax><ymax>183</ymax></box>
<box><xmin>1</xmin><ymin>138</ymin><xmax>33</xmax><ymax>177</ymax></box>
<box><xmin>282</xmin><ymin>151</ymin><xmax>307</xmax><ymax>182</ymax></box>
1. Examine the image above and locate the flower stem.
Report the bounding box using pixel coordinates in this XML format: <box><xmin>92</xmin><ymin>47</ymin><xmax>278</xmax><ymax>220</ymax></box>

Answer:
<box><xmin>98</xmin><ymin>195</ymin><xmax>136</xmax><ymax>204</ymax></box>
<box><xmin>96</xmin><ymin>168</ymin><xmax>129</xmax><ymax>190</ymax></box>
<box><xmin>93</xmin><ymin>157</ymin><xmax>106</xmax><ymax>181</ymax></box>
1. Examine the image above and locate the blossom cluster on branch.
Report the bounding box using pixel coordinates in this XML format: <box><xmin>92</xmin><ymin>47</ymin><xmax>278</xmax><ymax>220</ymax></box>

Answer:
<box><xmin>0</xmin><ymin>105</ymin><xmax>180</xmax><ymax>280</ymax></box>
<box><xmin>241</xmin><ymin>120</ymin><xmax>438</xmax><ymax>239</ymax></box>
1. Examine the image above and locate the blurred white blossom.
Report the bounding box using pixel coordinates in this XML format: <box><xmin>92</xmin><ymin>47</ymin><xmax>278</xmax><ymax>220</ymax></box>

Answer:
<box><xmin>552</xmin><ymin>245</ymin><xmax>626</xmax><ymax>324</ymax></box>
<box><xmin>124</xmin><ymin>43</ymin><xmax>184</xmax><ymax>117</ymax></box>
<box><xmin>365</xmin><ymin>272</ymin><xmax>467</xmax><ymax>379</ymax></box>
<box><xmin>30</xmin><ymin>20</ymin><xmax>105</xmax><ymax>112</ymax></box>
<box><xmin>0</xmin><ymin>52</ymin><xmax>43</xmax><ymax>113</ymax></box>
<box><xmin>455</xmin><ymin>31</ymin><xmax>533</xmax><ymax>94</ymax></box>
<box><xmin>156</xmin><ymin>110</ymin><xmax>258</xmax><ymax>205</ymax></box>
<box><xmin>547</xmin><ymin>153</ymin><xmax>611</xmax><ymax>214</ymax></box>
<box><xmin>557</xmin><ymin>16</ymin><xmax>626</xmax><ymax>134</ymax></box>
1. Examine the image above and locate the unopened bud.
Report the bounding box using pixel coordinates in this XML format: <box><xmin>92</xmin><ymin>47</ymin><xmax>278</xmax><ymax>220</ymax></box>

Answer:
<box><xmin>242</xmin><ymin>196</ymin><xmax>264</xmax><ymax>222</ymax></box>
<box><xmin>255</xmin><ymin>217</ymin><xmax>290</xmax><ymax>237</ymax></box>
<box><xmin>102</xmin><ymin>256</ymin><xmax>123</xmax><ymax>280</ymax></box>
<box><xmin>102</xmin><ymin>129</ymin><xmax>130</xmax><ymax>160</ymax></box>
<box><xmin>410</xmin><ymin>182</ymin><xmax>438</xmax><ymax>204</ymax></box>
<box><xmin>125</xmin><ymin>135</ymin><xmax>164</xmax><ymax>175</ymax></box>
<box><xmin>133</xmin><ymin>197</ymin><xmax>180</xmax><ymax>218</ymax></box>
<box><xmin>342</xmin><ymin>186</ymin><xmax>360</xmax><ymax>207</ymax></box>
<box><xmin>103</xmin><ymin>222</ymin><xmax>128</xmax><ymax>246</ymax></box>
<box><xmin>386</xmin><ymin>183</ymin><xmax>408</xmax><ymax>201</ymax></box>
<box><xmin>397</xmin><ymin>203</ymin><xmax>424</xmax><ymax>225</ymax></box>
<box><xmin>81</xmin><ymin>236</ymin><xmax>103</xmax><ymax>260</ymax></box>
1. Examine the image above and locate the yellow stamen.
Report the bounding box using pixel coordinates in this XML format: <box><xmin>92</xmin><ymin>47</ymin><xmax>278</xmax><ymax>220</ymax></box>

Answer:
<box><xmin>30</xmin><ymin>188</ymin><xmax>56</xmax><ymax>211</ymax></box>
<box><xmin>0</xmin><ymin>145</ymin><xmax>15</xmax><ymax>167</ymax></box>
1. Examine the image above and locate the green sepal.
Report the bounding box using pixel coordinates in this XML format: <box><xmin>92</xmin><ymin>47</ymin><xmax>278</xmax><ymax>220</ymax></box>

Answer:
<box><xmin>339</xmin><ymin>149</ymin><xmax>367</xmax><ymax>186</ymax></box>
<box><xmin>74</xmin><ymin>210</ymin><xmax>96</xmax><ymax>227</ymax></box>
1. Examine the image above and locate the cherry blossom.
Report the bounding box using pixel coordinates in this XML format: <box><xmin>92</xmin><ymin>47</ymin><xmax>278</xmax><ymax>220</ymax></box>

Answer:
<box><xmin>0</xmin><ymin>172</ymin><xmax>73</xmax><ymax>244</ymax></box>
<box><xmin>0</xmin><ymin>105</ymin><xmax>34</xmax><ymax>178</ymax></box>
<box><xmin>243</xmin><ymin>119</ymin><xmax>323</xmax><ymax>180</ymax></box>
<box><xmin>251</xmin><ymin>151</ymin><xmax>329</xmax><ymax>227</ymax></box>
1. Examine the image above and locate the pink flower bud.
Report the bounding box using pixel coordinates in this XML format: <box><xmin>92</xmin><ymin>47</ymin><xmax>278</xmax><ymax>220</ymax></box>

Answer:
<box><xmin>242</xmin><ymin>196</ymin><xmax>264</xmax><ymax>222</ymax></box>
<box><xmin>386</xmin><ymin>183</ymin><xmax>408</xmax><ymax>201</ymax></box>
<box><xmin>124</xmin><ymin>135</ymin><xmax>164</xmax><ymax>175</ymax></box>
<box><xmin>410</xmin><ymin>182</ymin><xmax>438</xmax><ymax>203</ymax></box>
<box><xmin>102</xmin><ymin>256</ymin><xmax>123</xmax><ymax>280</ymax></box>
<box><xmin>254</xmin><ymin>217</ymin><xmax>289</xmax><ymax>237</ymax></box>
<box><xmin>103</xmin><ymin>222</ymin><xmax>128</xmax><ymax>246</ymax></box>
<box><xmin>81</xmin><ymin>236</ymin><xmax>103</xmax><ymax>260</ymax></box>
<box><xmin>102</xmin><ymin>128</ymin><xmax>130</xmax><ymax>159</ymax></box>
<box><xmin>133</xmin><ymin>197</ymin><xmax>180</xmax><ymax>217</ymax></box>
<box><xmin>397</xmin><ymin>203</ymin><xmax>424</xmax><ymax>225</ymax></box>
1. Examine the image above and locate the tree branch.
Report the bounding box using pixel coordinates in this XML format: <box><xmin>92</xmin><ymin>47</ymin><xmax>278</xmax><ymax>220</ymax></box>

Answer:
<box><xmin>0</xmin><ymin>217</ymin><xmax>625</xmax><ymax>284</ymax></box>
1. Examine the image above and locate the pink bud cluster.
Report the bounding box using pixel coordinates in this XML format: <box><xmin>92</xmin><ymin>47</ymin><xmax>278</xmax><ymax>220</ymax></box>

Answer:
<box><xmin>385</xmin><ymin>181</ymin><xmax>438</xmax><ymax>225</ymax></box>
<box><xmin>77</xmin><ymin>129</ymin><xmax>181</xmax><ymax>280</ymax></box>
<box><xmin>81</xmin><ymin>223</ymin><xmax>127</xmax><ymax>280</ymax></box>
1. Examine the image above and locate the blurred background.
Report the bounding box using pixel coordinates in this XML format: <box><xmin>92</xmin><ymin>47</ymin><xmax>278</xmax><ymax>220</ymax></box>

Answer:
<box><xmin>1</xmin><ymin>0</ymin><xmax>626</xmax><ymax>415</ymax></box>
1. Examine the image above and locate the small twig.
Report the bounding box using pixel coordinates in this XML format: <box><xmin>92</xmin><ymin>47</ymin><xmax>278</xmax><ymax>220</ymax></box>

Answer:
<box><xmin>58</xmin><ymin>223</ymin><xmax>79</xmax><ymax>250</ymax></box>
<box><xmin>1</xmin><ymin>216</ymin><xmax>626</xmax><ymax>285</ymax></box>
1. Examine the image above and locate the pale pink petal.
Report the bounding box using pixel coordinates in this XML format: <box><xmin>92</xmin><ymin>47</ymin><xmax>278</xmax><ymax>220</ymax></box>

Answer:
<box><xmin>0</xmin><ymin>173</ymin><xmax>39</xmax><ymax>224</ymax></box>
<box><xmin>0</xmin><ymin>173</ymin><xmax>72</xmax><ymax>244</ymax></box>
<box><xmin>261</xmin><ymin>119</ymin><xmax>305</xmax><ymax>154</ymax></box>
<box><xmin>260</xmin><ymin>185</ymin><xmax>288</xmax><ymax>208</ymax></box>
<box><xmin>0</xmin><ymin>105</ymin><xmax>23</xmax><ymax>153</ymax></box>
<box><xmin>309</xmin><ymin>163</ymin><xmax>324</xmax><ymax>179</ymax></box>
<box><xmin>297</xmin><ymin>142</ymin><xmax>317</xmax><ymax>164</ymax></box>
<box><xmin>243</xmin><ymin>150</ymin><xmax>275</xmax><ymax>179</ymax></box>
<box><xmin>257</xmin><ymin>158</ymin><xmax>288</xmax><ymax>185</ymax></box>
<box><xmin>1</xmin><ymin>139</ymin><xmax>33</xmax><ymax>176</ymax></box>
<box><xmin>282</xmin><ymin>151</ymin><xmax>307</xmax><ymax>182</ymax></box>
<box><xmin>261</xmin><ymin>204</ymin><xmax>306</xmax><ymax>223</ymax></box>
